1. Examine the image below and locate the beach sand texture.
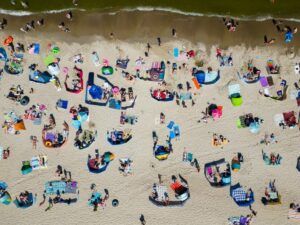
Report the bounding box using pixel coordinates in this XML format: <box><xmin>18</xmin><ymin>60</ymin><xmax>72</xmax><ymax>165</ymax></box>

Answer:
<box><xmin>0</xmin><ymin>12</ymin><xmax>300</xmax><ymax>225</ymax></box>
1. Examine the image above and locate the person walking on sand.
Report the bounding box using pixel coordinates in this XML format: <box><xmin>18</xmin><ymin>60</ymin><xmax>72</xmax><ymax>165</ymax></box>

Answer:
<box><xmin>147</xmin><ymin>43</ymin><xmax>151</xmax><ymax>53</ymax></box>
<box><xmin>66</xmin><ymin>11</ymin><xmax>73</xmax><ymax>21</ymax></box>
<box><xmin>140</xmin><ymin>214</ymin><xmax>146</xmax><ymax>225</ymax></box>
<box><xmin>37</xmin><ymin>19</ymin><xmax>44</xmax><ymax>26</ymax></box>
<box><xmin>172</xmin><ymin>28</ymin><xmax>176</xmax><ymax>37</ymax></box>
<box><xmin>157</xmin><ymin>37</ymin><xmax>161</xmax><ymax>46</ymax></box>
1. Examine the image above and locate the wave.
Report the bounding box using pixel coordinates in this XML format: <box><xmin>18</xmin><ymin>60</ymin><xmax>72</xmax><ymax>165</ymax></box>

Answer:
<box><xmin>0</xmin><ymin>7</ymin><xmax>85</xmax><ymax>16</ymax></box>
<box><xmin>0</xmin><ymin>5</ymin><xmax>300</xmax><ymax>23</ymax></box>
<box><xmin>121</xmin><ymin>6</ymin><xmax>300</xmax><ymax>23</ymax></box>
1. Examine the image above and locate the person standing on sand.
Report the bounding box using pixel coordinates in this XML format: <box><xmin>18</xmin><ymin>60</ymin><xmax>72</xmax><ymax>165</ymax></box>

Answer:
<box><xmin>140</xmin><ymin>214</ymin><xmax>146</xmax><ymax>225</ymax></box>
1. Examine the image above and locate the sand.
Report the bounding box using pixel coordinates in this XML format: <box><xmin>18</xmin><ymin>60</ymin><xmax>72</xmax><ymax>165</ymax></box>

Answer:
<box><xmin>0</xmin><ymin>11</ymin><xmax>300</xmax><ymax>225</ymax></box>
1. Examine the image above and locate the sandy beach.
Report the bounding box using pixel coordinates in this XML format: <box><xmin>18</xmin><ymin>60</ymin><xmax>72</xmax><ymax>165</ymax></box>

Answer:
<box><xmin>0</xmin><ymin>8</ymin><xmax>300</xmax><ymax>225</ymax></box>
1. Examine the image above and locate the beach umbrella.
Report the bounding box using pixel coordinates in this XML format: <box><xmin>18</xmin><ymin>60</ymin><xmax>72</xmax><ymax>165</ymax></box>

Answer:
<box><xmin>212</xmin><ymin>108</ymin><xmax>222</xmax><ymax>119</ymax></box>
<box><xmin>78</xmin><ymin>112</ymin><xmax>89</xmax><ymax>123</ymax></box>
<box><xmin>249</xmin><ymin>122</ymin><xmax>260</xmax><ymax>134</ymax></box>
<box><xmin>3</xmin><ymin>36</ymin><xmax>13</xmax><ymax>46</ymax></box>
<box><xmin>72</xmin><ymin>120</ymin><xmax>81</xmax><ymax>129</ymax></box>
<box><xmin>207</xmin><ymin>103</ymin><xmax>218</xmax><ymax>116</ymax></box>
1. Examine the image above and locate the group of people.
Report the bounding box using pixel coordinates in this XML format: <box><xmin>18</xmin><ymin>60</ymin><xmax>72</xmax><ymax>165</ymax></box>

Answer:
<box><xmin>223</xmin><ymin>18</ymin><xmax>239</xmax><ymax>32</ymax></box>
<box><xmin>89</xmin><ymin>184</ymin><xmax>109</xmax><ymax>211</ymax></box>
<box><xmin>212</xmin><ymin>133</ymin><xmax>228</xmax><ymax>146</ymax></box>
<box><xmin>6</xmin><ymin>85</ymin><xmax>25</xmax><ymax>102</ymax></box>
<box><xmin>58</xmin><ymin>11</ymin><xmax>73</xmax><ymax>32</ymax></box>
<box><xmin>23</xmin><ymin>104</ymin><xmax>44</xmax><ymax>121</ymax></box>
<box><xmin>20</xmin><ymin>19</ymin><xmax>44</xmax><ymax>33</ymax></box>
<box><xmin>260</xmin><ymin>133</ymin><xmax>277</xmax><ymax>145</ymax></box>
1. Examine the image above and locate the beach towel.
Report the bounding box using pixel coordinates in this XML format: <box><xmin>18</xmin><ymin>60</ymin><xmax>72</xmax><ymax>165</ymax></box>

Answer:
<box><xmin>232</xmin><ymin>188</ymin><xmax>247</xmax><ymax>202</ymax></box>
<box><xmin>44</xmin><ymin>55</ymin><xmax>56</xmax><ymax>66</ymax></box>
<box><xmin>173</xmin><ymin>48</ymin><xmax>179</xmax><ymax>58</ymax></box>
<box><xmin>167</xmin><ymin>121</ymin><xmax>175</xmax><ymax>129</ymax></box>
<box><xmin>91</xmin><ymin>52</ymin><xmax>100</xmax><ymax>67</ymax></box>
<box><xmin>260</xmin><ymin>76</ymin><xmax>269</xmax><ymax>87</ymax></box>
<box><xmin>288</xmin><ymin>209</ymin><xmax>300</xmax><ymax>220</ymax></box>
<box><xmin>45</xmin><ymin>181</ymin><xmax>77</xmax><ymax>195</ymax></box>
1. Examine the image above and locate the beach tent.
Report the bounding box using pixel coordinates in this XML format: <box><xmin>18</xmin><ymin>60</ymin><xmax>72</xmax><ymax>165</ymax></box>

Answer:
<box><xmin>193</xmin><ymin>69</ymin><xmax>220</xmax><ymax>85</ymax></box>
<box><xmin>87</xmin><ymin>152</ymin><xmax>115</xmax><ymax>173</ymax></box>
<box><xmin>64</xmin><ymin>67</ymin><xmax>84</xmax><ymax>94</ymax></box>
<box><xmin>228</xmin><ymin>84</ymin><xmax>243</xmax><ymax>106</ymax></box>
<box><xmin>85</xmin><ymin>72</ymin><xmax>111</xmax><ymax>106</ymax></box>
<box><xmin>150</xmin><ymin>89</ymin><xmax>174</xmax><ymax>102</ymax></box>
<box><xmin>0</xmin><ymin>47</ymin><xmax>7</xmax><ymax>61</ymax></box>
<box><xmin>107</xmin><ymin>130</ymin><xmax>132</xmax><ymax>145</ymax></box>
<box><xmin>230</xmin><ymin>183</ymin><xmax>254</xmax><ymax>207</ymax></box>
<box><xmin>14</xmin><ymin>120</ymin><xmax>26</xmax><ymax>131</ymax></box>
<box><xmin>29</xmin><ymin>70</ymin><xmax>52</xmax><ymax>83</ymax></box>
<box><xmin>149</xmin><ymin>61</ymin><xmax>165</xmax><ymax>81</ymax></box>
<box><xmin>14</xmin><ymin>192</ymin><xmax>36</xmax><ymax>208</ymax></box>
<box><xmin>204</xmin><ymin>158</ymin><xmax>231</xmax><ymax>187</ymax></box>
<box><xmin>154</xmin><ymin>145</ymin><xmax>170</xmax><ymax>160</ymax></box>
<box><xmin>0</xmin><ymin>181</ymin><xmax>11</xmax><ymax>205</ymax></box>
<box><xmin>116</xmin><ymin>58</ymin><xmax>129</xmax><ymax>69</ymax></box>
<box><xmin>4</xmin><ymin>53</ymin><xmax>24</xmax><ymax>75</ymax></box>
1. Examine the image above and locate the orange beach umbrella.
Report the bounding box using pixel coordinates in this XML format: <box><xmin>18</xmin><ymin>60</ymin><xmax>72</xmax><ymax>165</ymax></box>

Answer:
<box><xmin>3</xmin><ymin>36</ymin><xmax>13</xmax><ymax>46</ymax></box>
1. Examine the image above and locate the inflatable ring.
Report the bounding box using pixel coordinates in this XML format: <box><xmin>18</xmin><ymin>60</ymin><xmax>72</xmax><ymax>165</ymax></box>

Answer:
<box><xmin>112</xmin><ymin>199</ymin><xmax>119</xmax><ymax>207</ymax></box>
<box><xmin>20</xmin><ymin>96</ymin><xmax>30</xmax><ymax>106</ymax></box>
<box><xmin>45</xmin><ymin>140</ymin><xmax>52</xmax><ymax>147</ymax></box>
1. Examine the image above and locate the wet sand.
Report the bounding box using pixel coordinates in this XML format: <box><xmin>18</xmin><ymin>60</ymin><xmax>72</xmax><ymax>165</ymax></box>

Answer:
<box><xmin>2</xmin><ymin>10</ymin><xmax>300</xmax><ymax>50</ymax></box>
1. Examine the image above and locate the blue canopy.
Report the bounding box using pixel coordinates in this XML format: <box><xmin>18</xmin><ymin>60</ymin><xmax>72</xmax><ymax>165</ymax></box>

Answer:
<box><xmin>29</xmin><ymin>70</ymin><xmax>52</xmax><ymax>83</ymax></box>
<box><xmin>195</xmin><ymin>70</ymin><xmax>205</xmax><ymax>84</ymax></box>
<box><xmin>0</xmin><ymin>48</ymin><xmax>7</xmax><ymax>61</ymax></box>
<box><xmin>89</xmin><ymin>85</ymin><xmax>103</xmax><ymax>99</ymax></box>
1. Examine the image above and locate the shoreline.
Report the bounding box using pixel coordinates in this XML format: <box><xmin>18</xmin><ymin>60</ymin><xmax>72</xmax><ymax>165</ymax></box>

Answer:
<box><xmin>1</xmin><ymin>10</ymin><xmax>300</xmax><ymax>51</ymax></box>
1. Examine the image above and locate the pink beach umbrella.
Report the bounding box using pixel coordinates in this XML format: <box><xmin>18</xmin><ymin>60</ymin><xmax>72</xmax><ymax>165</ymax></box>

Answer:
<box><xmin>212</xmin><ymin>108</ymin><xmax>222</xmax><ymax>119</ymax></box>
<box><xmin>112</xmin><ymin>87</ymin><xmax>119</xmax><ymax>94</ymax></box>
<box><xmin>103</xmin><ymin>59</ymin><xmax>109</xmax><ymax>67</ymax></box>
